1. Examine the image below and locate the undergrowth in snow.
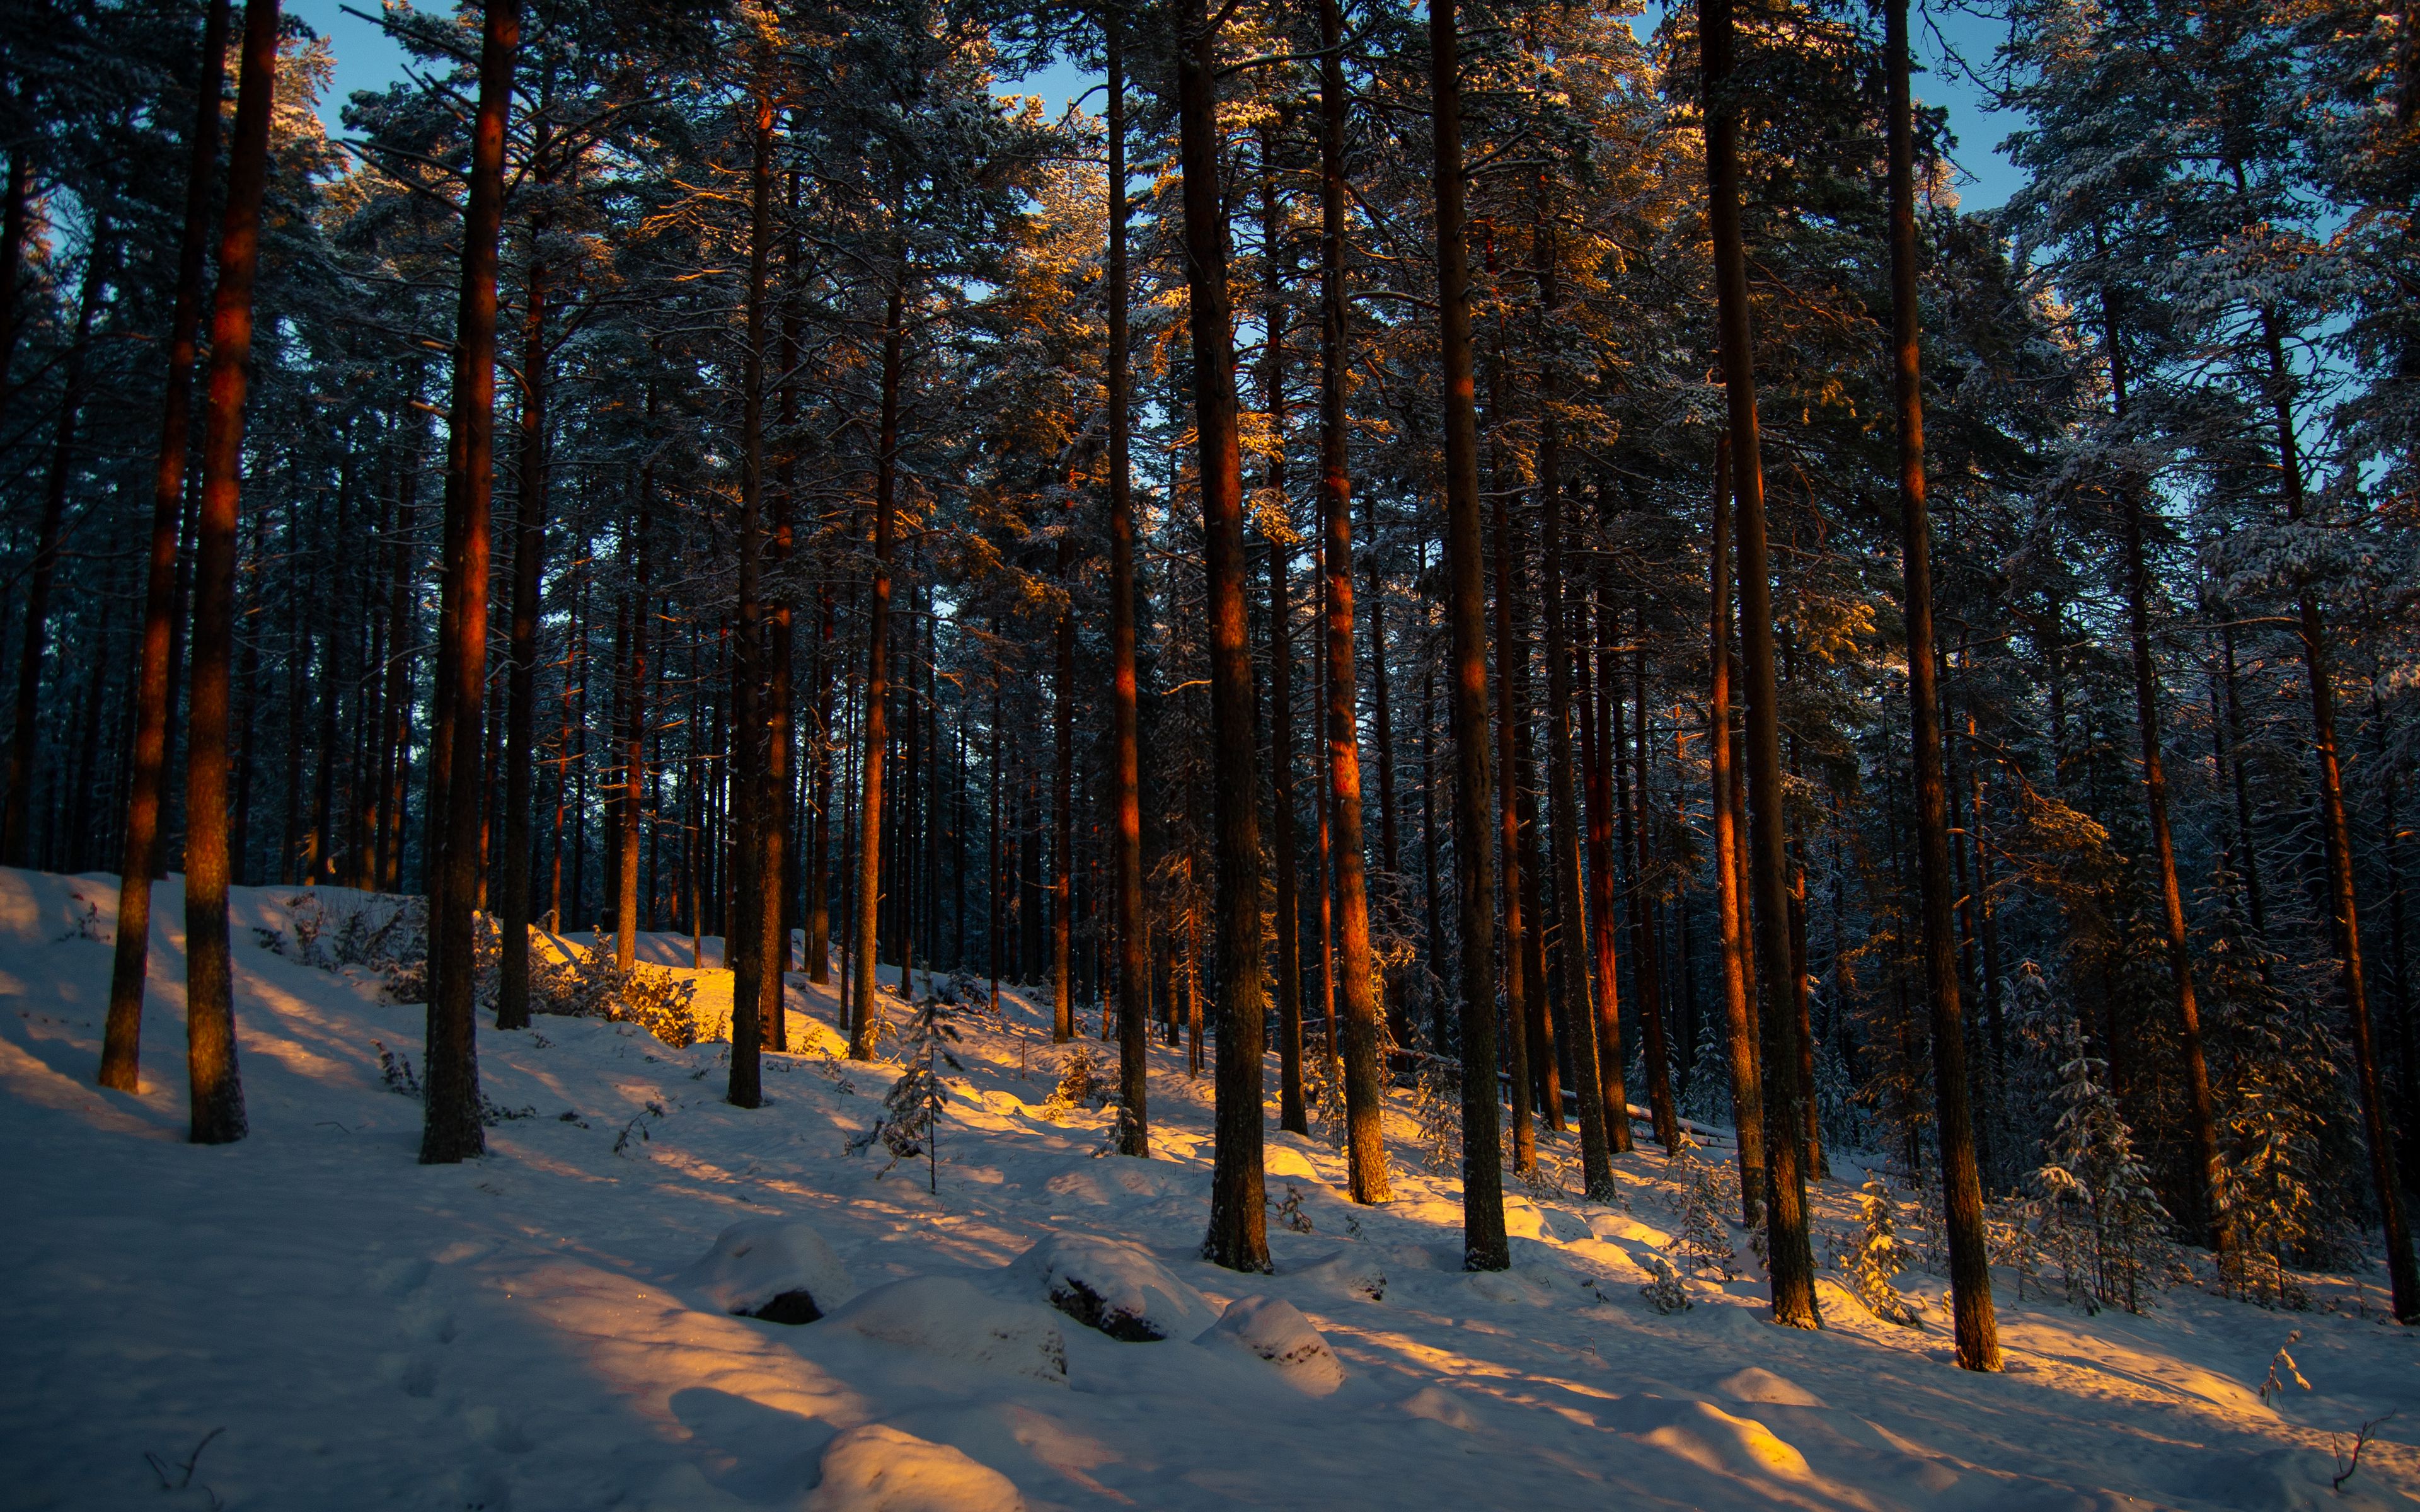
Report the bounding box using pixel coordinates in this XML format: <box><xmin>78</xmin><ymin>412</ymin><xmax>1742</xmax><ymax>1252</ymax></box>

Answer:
<box><xmin>3</xmin><ymin>867</ymin><xmax>2416</xmax><ymax>1510</ymax></box>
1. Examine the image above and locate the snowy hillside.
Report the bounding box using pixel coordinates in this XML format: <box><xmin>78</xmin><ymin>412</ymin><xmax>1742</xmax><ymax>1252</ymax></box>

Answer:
<box><xmin>3</xmin><ymin>866</ymin><xmax>2415</xmax><ymax>1511</ymax></box>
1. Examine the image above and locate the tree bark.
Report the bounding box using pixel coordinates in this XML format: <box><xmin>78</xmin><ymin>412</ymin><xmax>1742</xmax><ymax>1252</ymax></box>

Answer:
<box><xmin>183</xmin><ymin>0</ymin><xmax>284</xmax><ymax>1146</ymax></box>
<box><xmin>1491</xmin><ymin>465</ymin><xmax>1536</xmax><ymax>1172</ymax></box>
<box><xmin>2256</xmin><ymin>311</ymin><xmax>2417</xmax><ymax>1320</ymax></box>
<box><xmin>1702</xmin><ymin>0</ymin><xmax>1818</xmax><ymax>1325</ymax></box>
<box><xmin>1582</xmin><ymin>574</ymin><xmax>1632</xmax><ymax>1153</ymax></box>
<box><xmin>1707</xmin><ymin>435</ymin><xmax>1765</xmax><ymax>1224</ymax></box>
<box><xmin>1887</xmin><ymin>0</ymin><xmax>2001</xmax><ymax>1368</ymax></box>
<box><xmin>2097</xmin><ymin>286</ymin><xmax>2221</xmax><ymax>1246</ymax></box>
<box><xmin>422</xmin><ymin>0</ymin><xmax>521</xmax><ymax>1164</ymax></box>
<box><xmin>1429</xmin><ymin>0</ymin><xmax>1509</xmax><ymax>1270</ymax></box>
<box><xmin>1628</xmin><ymin>646</ymin><xmax>1681</xmax><ymax>1154</ymax></box>
<box><xmin>1260</xmin><ymin>133</ymin><xmax>1308</xmax><ymax>1135</ymax></box>
<box><xmin>1105</xmin><ymin>6</ymin><xmax>1148</xmax><ymax>1155</ymax></box>
<box><xmin>1318</xmin><ymin>1</ymin><xmax>1386</xmax><ymax>1203</ymax></box>
<box><xmin>1177</xmin><ymin>0</ymin><xmax>1270</xmax><ymax>1273</ymax></box>
<box><xmin>4</xmin><ymin>219</ymin><xmax>109</xmax><ymax>866</ymax></box>
<box><xmin>498</xmin><ymin>176</ymin><xmax>551</xmax><ymax>1031</ymax></box>
<box><xmin>727</xmin><ymin>91</ymin><xmax>776</xmax><ymax>1107</ymax></box>
<box><xmin>848</xmin><ymin>256</ymin><xmax>908</xmax><ymax>1058</ymax></box>
<box><xmin>103</xmin><ymin>0</ymin><xmax>231</xmax><ymax>1094</ymax></box>
<box><xmin>1537</xmin><ymin>238</ymin><xmax>1613</xmax><ymax>1194</ymax></box>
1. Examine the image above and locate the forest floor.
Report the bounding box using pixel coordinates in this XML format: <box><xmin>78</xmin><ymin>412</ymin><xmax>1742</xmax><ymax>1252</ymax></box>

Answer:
<box><xmin>3</xmin><ymin>865</ymin><xmax>2416</xmax><ymax>1511</ymax></box>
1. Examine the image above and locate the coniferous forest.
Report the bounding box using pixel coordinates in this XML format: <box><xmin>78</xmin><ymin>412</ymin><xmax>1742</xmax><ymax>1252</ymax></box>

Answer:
<box><xmin>4</xmin><ymin>0</ymin><xmax>2420</xmax><ymax>1492</ymax></box>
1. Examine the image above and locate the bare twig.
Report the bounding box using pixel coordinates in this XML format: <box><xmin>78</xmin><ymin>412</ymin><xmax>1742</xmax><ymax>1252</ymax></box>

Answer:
<box><xmin>2333</xmin><ymin>1412</ymin><xmax>2395</xmax><ymax>1492</ymax></box>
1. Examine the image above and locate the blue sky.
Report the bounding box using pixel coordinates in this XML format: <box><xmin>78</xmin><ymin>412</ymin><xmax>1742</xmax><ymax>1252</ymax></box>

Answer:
<box><xmin>289</xmin><ymin>0</ymin><xmax>2024</xmax><ymax>209</ymax></box>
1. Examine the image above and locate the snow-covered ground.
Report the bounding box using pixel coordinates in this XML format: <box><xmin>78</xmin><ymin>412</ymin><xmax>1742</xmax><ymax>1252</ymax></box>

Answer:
<box><xmin>3</xmin><ymin>865</ymin><xmax>2414</xmax><ymax>1511</ymax></box>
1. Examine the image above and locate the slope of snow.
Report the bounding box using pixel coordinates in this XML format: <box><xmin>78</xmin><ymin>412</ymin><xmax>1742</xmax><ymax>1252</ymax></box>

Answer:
<box><xmin>2</xmin><ymin>866</ymin><xmax>2415</xmax><ymax>1511</ymax></box>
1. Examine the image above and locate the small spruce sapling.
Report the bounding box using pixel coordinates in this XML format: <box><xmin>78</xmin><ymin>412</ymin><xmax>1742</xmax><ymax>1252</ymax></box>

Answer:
<box><xmin>2031</xmin><ymin>1024</ymin><xmax>2173</xmax><ymax>1314</ymax></box>
<box><xmin>1410</xmin><ymin>1055</ymin><xmax>1461</xmax><ymax>1175</ymax></box>
<box><xmin>1042</xmin><ymin>1038</ymin><xmax>1105</xmax><ymax>1118</ymax></box>
<box><xmin>857</xmin><ymin>996</ymin><xmax>964</xmax><ymax>1191</ymax></box>
<box><xmin>1669</xmin><ymin>1135</ymin><xmax>1739</xmax><ymax>1280</ymax></box>
<box><xmin>1840</xmin><ymin>1175</ymin><xmax>1925</xmax><ymax>1326</ymax></box>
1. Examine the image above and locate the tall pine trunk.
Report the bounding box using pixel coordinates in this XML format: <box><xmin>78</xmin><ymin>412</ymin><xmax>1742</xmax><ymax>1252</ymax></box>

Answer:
<box><xmin>5</xmin><ymin>220</ymin><xmax>109</xmax><ymax>865</ymax></box>
<box><xmin>727</xmin><ymin>92</ymin><xmax>776</xmax><ymax>1107</ymax></box>
<box><xmin>2097</xmin><ymin>287</ymin><xmax>2221</xmax><ymax>1247</ymax></box>
<box><xmin>1707</xmin><ymin>436</ymin><xmax>1765</xmax><ymax>1225</ymax></box>
<box><xmin>618</xmin><ymin>471</ymin><xmax>651</xmax><ymax>971</ymax></box>
<box><xmin>848</xmin><ymin>265</ymin><xmax>909</xmax><ymax>1058</ymax></box>
<box><xmin>1105</xmin><ymin>8</ymin><xmax>1148</xmax><ymax>1155</ymax></box>
<box><xmin>423</xmin><ymin>0</ymin><xmax>521</xmax><ymax>1164</ymax></box>
<box><xmin>498</xmin><ymin>178</ymin><xmax>550</xmax><ymax>1031</ymax></box>
<box><xmin>1262</xmin><ymin>138</ymin><xmax>1307</xmax><ymax>1134</ymax></box>
<box><xmin>183</xmin><ymin>0</ymin><xmax>284</xmax><ymax>1147</ymax></box>
<box><xmin>1429</xmin><ymin>0</ymin><xmax>1509</xmax><ymax>1271</ymax></box>
<box><xmin>1536</xmin><ymin>227</ymin><xmax>1613</xmax><ymax>1194</ymax></box>
<box><xmin>1318</xmin><ymin>2</ymin><xmax>1386</xmax><ymax>1202</ymax></box>
<box><xmin>1490</xmin><ymin>471</ymin><xmax>1536</xmax><ymax>1172</ymax></box>
<box><xmin>1582</xmin><ymin>576</ymin><xmax>1631</xmax><ymax>1152</ymax></box>
<box><xmin>103</xmin><ymin>0</ymin><xmax>231</xmax><ymax>1093</ymax></box>
<box><xmin>1177</xmin><ymin>0</ymin><xmax>1271</xmax><ymax>1274</ymax></box>
<box><xmin>1887</xmin><ymin>0</ymin><xmax>2001</xmax><ymax>1368</ymax></box>
<box><xmin>1702</xmin><ymin>0</ymin><xmax>1818</xmax><ymax>1326</ymax></box>
<box><xmin>2255</xmin><ymin>312</ymin><xmax>2418</xmax><ymax>1320</ymax></box>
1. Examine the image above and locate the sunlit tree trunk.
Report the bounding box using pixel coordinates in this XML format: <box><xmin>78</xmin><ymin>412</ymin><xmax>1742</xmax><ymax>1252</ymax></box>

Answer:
<box><xmin>1104</xmin><ymin>16</ymin><xmax>1146</xmax><ymax>1152</ymax></box>
<box><xmin>1707</xmin><ymin>437</ymin><xmax>1765</xmax><ymax>1225</ymax></box>
<box><xmin>1320</xmin><ymin>0</ymin><xmax>1386</xmax><ymax>1202</ymax></box>
<box><xmin>1261</xmin><ymin>133</ymin><xmax>1307</xmax><ymax>1134</ymax></box>
<box><xmin>1702</xmin><ymin>0</ymin><xmax>1816</xmax><ymax>1324</ymax></box>
<box><xmin>849</xmin><ymin>262</ymin><xmax>908</xmax><ymax>1058</ymax></box>
<box><xmin>1536</xmin><ymin>222</ymin><xmax>1612</xmax><ymax>1193</ymax></box>
<box><xmin>1887</xmin><ymin>0</ymin><xmax>2001</xmax><ymax>1368</ymax></box>
<box><xmin>498</xmin><ymin>153</ymin><xmax>552</xmax><ymax>1031</ymax></box>
<box><xmin>1429</xmin><ymin>0</ymin><xmax>1508</xmax><ymax>1271</ymax></box>
<box><xmin>1177</xmin><ymin>0</ymin><xmax>1270</xmax><ymax>1273</ymax></box>
<box><xmin>2254</xmin><ymin>309</ymin><xmax>2417</xmax><ymax>1320</ymax></box>
<box><xmin>184</xmin><ymin>0</ymin><xmax>286</xmax><ymax>1146</ymax></box>
<box><xmin>103</xmin><ymin>0</ymin><xmax>231</xmax><ymax>1093</ymax></box>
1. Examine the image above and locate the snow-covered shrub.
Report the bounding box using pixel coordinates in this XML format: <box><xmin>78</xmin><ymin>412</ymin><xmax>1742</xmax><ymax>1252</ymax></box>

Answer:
<box><xmin>1040</xmin><ymin>1039</ymin><xmax>1105</xmax><ymax>1119</ymax></box>
<box><xmin>507</xmin><ymin>931</ymin><xmax>701</xmax><ymax>1048</ymax></box>
<box><xmin>259</xmin><ymin>892</ymin><xmax>429</xmax><ymax>999</ymax></box>
<box><xmin>1638</xmin><ymin>1251</ymin><xmax>1691</xmax><ymax>1314</ymax></box>
<box><xmin>1303</xmin><ymin>1046</ymin><xmax>1348</xmax><ymax>1150</ymax></box>
<box><xmin>1668</xmin><ymin>1140</ymin><xmax>1739</xmax><ymax>1281</ymax></box>
<box><xmin>1272</xmin><ymin>1183</ymin><xmax>1315</xmax><ymax>1234</ymax></box>
<box><xmin>1836</xmin><ymin>1176</ymin><xmax>1924</xmax><ymax>1327</ymax></box>
<box><xmin>1410</xmin><ymin>1056</ymin><xmax>1461</xmax><ymax>1176</ymax></box>
<box><xmin>2031</xmin><ymin>1028</ymin><xmax>2172</xmax><ymax>1315</ymax></box>
<box><xmin>2204</xmin><ymin>889</ymin><xmax>2360</xmax><ymax>1305</ymax></box>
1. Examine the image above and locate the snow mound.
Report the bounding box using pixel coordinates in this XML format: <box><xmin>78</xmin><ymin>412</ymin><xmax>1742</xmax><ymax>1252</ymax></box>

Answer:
<box><xmin>804</xmin><ymin>1424</ymin><xmax>1025</xmax><ymax>1512</ymax></box>
<box><xmin>1715</xmin><ymin>1366</ymin><xmax>1828</xmax><ymax>1408</ymax></box>
<box><xmin>1195</xmin><ymin>1295</ymin><xmax>1344</xmax><ymax>1395</ymax></box>
<box><xmin>1001</xmin><ymin>1233</ymin><xmax>1214</xmax><ymax>1341</ymax></box>
<box><xmin>1294</xmin><ymin>1247</ymin><xmax>1386</xmax><ymax>1302</ymax></box>
<box><xmin>1263</xmin><ymin>1145</ymin><xmax>1323</xmax><ymax>1183</ymax></box>
<box><xmin>1623</xmin><ymin>1398</ymin><xmax>1815</xmax><ymax>1484</ymax></box>
<box><xmin>824</xmin><ymin>1276</ymin><xmax>1068</xmax><ymax>1384</ymax></box>
<box><xmin>1398</xmin><ymin>1385</ymin><xmax>1479</xmax><ymax>1431</ymax></box>
<box><xmin>681</xmin><ymin>1218</ymin><xmax>855</xmax><ymax>1324</ymax></box>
